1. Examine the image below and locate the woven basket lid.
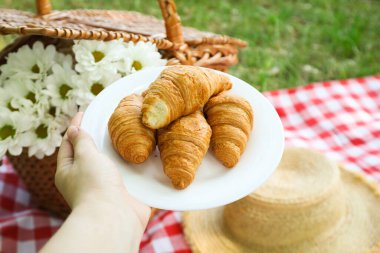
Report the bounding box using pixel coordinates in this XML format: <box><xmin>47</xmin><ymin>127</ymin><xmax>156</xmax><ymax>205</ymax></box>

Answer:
<box><xmin>0</xmin><ymin>0</ymin><xmax>247</xmax><ymax>70</ymax></box>
<box><xmin>0</xmin><ymin>4</ymin><xmax>246</xmax><ymax>50</ymax></box>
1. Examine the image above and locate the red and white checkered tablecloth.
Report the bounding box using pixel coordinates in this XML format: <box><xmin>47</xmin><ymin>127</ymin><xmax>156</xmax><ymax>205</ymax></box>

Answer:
<box><xmin>1</xmin><ymin>75</ymin><xmax>380</xmax><ymax>253</ymax></box>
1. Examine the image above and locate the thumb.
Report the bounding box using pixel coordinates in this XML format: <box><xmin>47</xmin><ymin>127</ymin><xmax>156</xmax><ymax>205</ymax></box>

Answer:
<box><xmin>57</xmin><ymin>136</ymin><xmax>74</xmax><ymax>171</ymax></box>
<box><xmin>66</xmin><ymin>125</ymin><xmax>98</xmax><ymax>157</ymax></box>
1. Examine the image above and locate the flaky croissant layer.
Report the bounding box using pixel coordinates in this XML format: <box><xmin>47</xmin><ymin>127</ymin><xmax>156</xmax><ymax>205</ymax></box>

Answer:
<box><xmin>158</xmin><ymin>111</ymin><xmax>211</xmax><ymax>189</ymax></box>
<box><xmin>142</xmin><ymin>65</ymin><xmax>232</xmax><ymax>129</ymax></box>
<box><xmin>108</xmin><ymin>94</ymin><xmax>156</xmax><ymax>164</ymax></box>
<box><xmin>204</xmin><ymin>92</ymin><xmax>254</xmax><ymax>168</ymax></box>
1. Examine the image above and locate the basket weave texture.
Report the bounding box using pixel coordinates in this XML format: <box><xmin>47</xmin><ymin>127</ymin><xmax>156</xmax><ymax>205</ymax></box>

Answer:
<box><xmin>1</xmin><ymin>0</ymin><xmax>246</xmax><ymax>218</ymax></box>
<box><xmin>7</xmin><ymin>151</ymin><xmax>71</xmax><ymax>217</ymax></box>
<box><xmin>0</xmin><ymin>0</ymin><xmax>246</xmax><ymax>70</ymax></box>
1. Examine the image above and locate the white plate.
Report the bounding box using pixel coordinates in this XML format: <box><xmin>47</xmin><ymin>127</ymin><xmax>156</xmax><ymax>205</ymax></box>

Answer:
<box><xmin>81</xmin><ymin>67</ymin><xmax>284</xmax><ymax>211</ymax></box>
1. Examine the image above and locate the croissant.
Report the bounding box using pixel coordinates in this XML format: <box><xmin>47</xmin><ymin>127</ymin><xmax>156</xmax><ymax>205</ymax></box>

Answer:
<box><xmin>158</xmin><ymin>111</ymin><xmax>211</xmax><ymax>189</ymax></box>
<box><xmin>142</xmin><ymin>65</ymin><xmax>232</xmax><ymax>129</ymax></box>
<box><xmin>108</xmin><ymin>94</ymin><xmax>156</xmax><ymax>164</ymax></box>
<box><xmin>204</xmin><ymin>92</ymin><xmax>254</xmax><ymax>168</ymax></box>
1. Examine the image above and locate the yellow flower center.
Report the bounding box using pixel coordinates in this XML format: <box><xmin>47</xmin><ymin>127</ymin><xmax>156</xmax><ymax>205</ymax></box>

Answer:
<box><xmin>35</xmin><ymin>124</ymin><xmax>48</xmax><ymax>139</ymax></box>
<box><xmin>7</xmin><ymin>101</ymin><xmax>18</xmax><ymax>112</ymax></box>
<box><xmin>31</xmin><ymin>64</ymin><xmax>40</xmax><ymax>73</ymax></box>
<box><xmin>25</xmin><ymin>92</ymin><xmax>36</xmax><ymax>103</ymax></box>
<box><xmin>132</xmin><ymin>60</ymin><xmax>143</xmax><ymax>71</ymax></box>
<box><xmin>49</xmin><ymin>107</ymin><xmax>56</xmax><ymax>116</ymax></box>
<box><xmin>92</xmin><ymin>51</ymin><xmax>105</xmax><ymax>63</ymax></box>
<box><xmin>0</xmin><ymin>125</ymin><xmax>16</xmax><ymax>140</ymax></box>
<box><xmin>59</xmin><ymin>84</ymin><xmax>72</xmax><ymax>99</ymax></box>
<box><xmin>90</xmin><ymin>83</ymin><xmax>104</xmax><ymax>96</ymax></box>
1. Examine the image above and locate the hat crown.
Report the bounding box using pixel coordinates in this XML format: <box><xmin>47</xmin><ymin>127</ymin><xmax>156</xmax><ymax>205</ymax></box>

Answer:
<box><xmin>252</xmin><ymin>148</ymin><xmax>339</xmax><ymax>204</ymax></box>
<box><xmin>224</xmin><ymin>148</ymin><xmax>346</xmax><ymax>247</ymax></box>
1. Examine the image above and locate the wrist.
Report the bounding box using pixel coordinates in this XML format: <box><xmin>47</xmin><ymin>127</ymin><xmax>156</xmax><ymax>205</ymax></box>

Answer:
<box><xmin>58</xmin><ymin>197</ymin><xmax>146</xmax><ymax>253</ymax></box>
<box><xmin>73</xmin><ymin>199</ymin><xmax>145</xmax><ymax>237</ymax></box>
<box><xmin>72</xmin><ymin>191</ymin><xmax>151</xmax><ymax>232</ymax></box>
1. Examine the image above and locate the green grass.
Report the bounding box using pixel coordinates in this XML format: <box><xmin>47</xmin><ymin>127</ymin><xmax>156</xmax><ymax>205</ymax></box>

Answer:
<box><xmin>1</xmin><ymin>0</ymin><xmax>380</xmax><ymax>91</ymax></box>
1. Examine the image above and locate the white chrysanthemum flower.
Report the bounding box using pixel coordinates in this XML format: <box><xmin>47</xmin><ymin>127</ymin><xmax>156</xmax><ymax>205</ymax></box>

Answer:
<box><xmin>117</xmin><ymin>56</ymin><xmax>133</xmax><ymax>77</ymax></box>
<box><xmin>0</xmin><ymin>41</ymin><xmax>57</xmax><ymax>80</ymax></box>
<box><xmin>44</xmin><ymin>61</ymin><xmax>79</xmax><ymax>117</ymax></box>
<box><xmin>56</xmin><ymin>51</ymin><xmax>73</xmax><ymax>66</ymax></box>
<box><xmin>73</xmin><ymin>39</ymin><xmax>127</xmax><ymax>78</ymax></box>
<box><xmin>44</xmin><ymin>101</ymin><xmax>76</xmax><ymax>135</ymax></box>
<box><xmin>5</xmin><ymin>78</ymin><xmax>49</xmax><ymax>117</ymax></box>
<box><xmin>0</xmin><ymin>83</ymin><xmax>19</xmax><ymax>112</ymax></box>
<box><xmin>27</xmin><ymin>116</ymin><xmax>63</xmax><ymax>159</ymax></box>
<box><xmin>0</xmin><ymin>110</ymin><xmax>34</xmax><ymax>158</ymax></box>
<box><xmin>0</xmin><ymin>74</ymin><xmax>6</xmax><ymax>87</ymax></box>
<box><xmin>75</xmin><ymin>71</ymin><xmax>121</xmax><ymax>107</ymax></box>
<box><xmin>54</xmin><ymin>112</ymin><xmax>72</xmax><ymax>134</ymax></box>
<box><xmin>125</xmin><ymin>41</ymin><xmax>167</xmax><ymax>73</ymax></box>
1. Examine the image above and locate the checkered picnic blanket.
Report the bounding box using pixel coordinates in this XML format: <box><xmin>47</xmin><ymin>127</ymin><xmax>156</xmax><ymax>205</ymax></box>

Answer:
<box><xmin>1</xmin><ymin>75</ymin><xmax>380</xmax><ymax>253</ymax></box>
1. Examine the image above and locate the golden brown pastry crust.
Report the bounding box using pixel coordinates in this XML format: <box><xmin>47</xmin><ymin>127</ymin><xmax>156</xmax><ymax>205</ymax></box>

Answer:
<box><xmin>142</xmin><ymin>65</ymin><xmax>232</xmax><ymax>129</ymax></box>
<box><xmin>108</xmin><ymin>94</ymin><xmax>156</xmax><ymax>164</ymax></box>
<box><xmin>204</xmin><ymin>92</ymin><xmax>254</xmax><ymax>168</ymax></box>
<box><xmin>158</xmin><ymin>111</ymin><xmax>211</xmax><ymax>189</ymax></box>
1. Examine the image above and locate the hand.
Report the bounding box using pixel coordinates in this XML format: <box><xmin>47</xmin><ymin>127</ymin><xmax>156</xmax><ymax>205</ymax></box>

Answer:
<box><xmin>56</xmin><ymin>112</ymin><xmax>150</xmax><ymax>227</ymax></box>
<box><xmin>41</xmin><ymin>112</ymin><xmax>150</xmax><ymax>253</ymax></box>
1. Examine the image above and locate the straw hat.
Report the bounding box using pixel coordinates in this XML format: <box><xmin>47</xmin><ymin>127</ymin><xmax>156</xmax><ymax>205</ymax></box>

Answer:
<box><xmin>183</xmin><ymin>148</ymin><xmax>380</xmax><ymax>253</ymax></box>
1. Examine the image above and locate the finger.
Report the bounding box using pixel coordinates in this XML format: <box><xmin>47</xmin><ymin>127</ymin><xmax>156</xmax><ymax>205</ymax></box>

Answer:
<box><xmin>66</xmin><ymin>125</ymin><xmax>98</xmax><ymax>157</ymax></box>
<box><xmin>70</xmin><ymin>112</ymin><xmax>84</xmax><ymax>127</ymax></box>
<box><xmin>62</xmin><ymin>112</ymin><xmax>84</xmax><ymax>139</ymax></box>
<box><xmin>58</xmin><ymin>111</ymin><xmax>81</xmax><ymax>167</ymax></box>
<box><xmin>57</xmin><ymin>136</ymin><xmax>74</xmax><ymax>171</ymax></box>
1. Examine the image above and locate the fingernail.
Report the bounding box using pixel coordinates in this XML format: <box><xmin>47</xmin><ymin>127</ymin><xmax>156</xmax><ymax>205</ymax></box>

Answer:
<box><xmin>67</xmin><ymin>126</ymin><xmax>79</xmax><ymax>141</ymax></box>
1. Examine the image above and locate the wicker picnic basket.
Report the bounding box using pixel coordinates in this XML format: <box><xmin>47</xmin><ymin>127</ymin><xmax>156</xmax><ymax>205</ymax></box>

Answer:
<box><xmin>0</xmin><ymin>0</ymin><xmax>246</xmax><ymax>218</ymax></box>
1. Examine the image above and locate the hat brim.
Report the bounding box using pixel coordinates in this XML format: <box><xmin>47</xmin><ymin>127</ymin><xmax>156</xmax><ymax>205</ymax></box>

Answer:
<box><xmin>183</xmin><ymin>167</ymin><xmax>380</xmax><ymax>253</ymax></box>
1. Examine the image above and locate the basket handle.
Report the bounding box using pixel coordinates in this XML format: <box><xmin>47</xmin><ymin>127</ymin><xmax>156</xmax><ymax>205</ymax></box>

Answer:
<box><xmin>36</xmin><ymin>0</ymin><xmax>52</xmax><ymax>16</ymax></box>
<box><xmin>157</xmin><ymin>0</ymin><xmax>184</xmax><ymax>46</ymax></box>
<box><xmin>158</xmin><ymin>0</ymin><xmax>193</xmax><ymax>64</ymax></box>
